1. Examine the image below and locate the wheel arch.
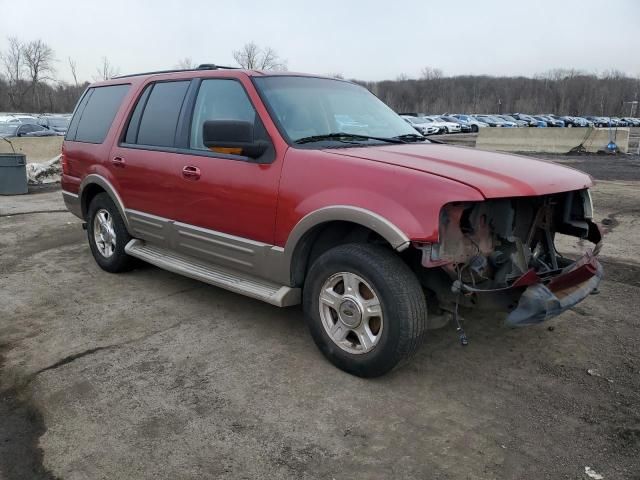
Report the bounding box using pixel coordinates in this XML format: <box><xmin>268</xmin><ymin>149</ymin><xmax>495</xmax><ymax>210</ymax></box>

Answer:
<box><xmin>283</xmin><ymin>206</ymin><xmax>411</xmax><ymax>287</ymax></box>
<box><xmin>80</xmin><ymin>174</ymin><xmax>131</xmax><ymax>232</ymax></box>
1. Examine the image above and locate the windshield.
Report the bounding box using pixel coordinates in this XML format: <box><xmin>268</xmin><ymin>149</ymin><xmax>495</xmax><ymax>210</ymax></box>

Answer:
<box><xmin>0</xmin><ymin>124</ymin><xmax>18</xmax><ymax>135</ymax></box>
<box><xmin>254</xmin><ymin>76</ymin><xmax>417</xmax><ymax>144</ymax></box>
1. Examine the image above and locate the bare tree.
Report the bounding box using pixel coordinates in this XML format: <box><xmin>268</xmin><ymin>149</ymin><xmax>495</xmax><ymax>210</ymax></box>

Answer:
<box><xmin>420</xmin><ymin>67</ymin><xmax>443</xmax><ymax>80</ymax></box>
<box><xmin>1</xmin><ymin>37</ymin><xmax>29</xmax><ymax>109</ymax></box>
<box><xmin>23</xmin><ymin>39</ymin><xmax>56</xmax><ymax>111</ymax></box>
<box><xmin>94</xmin><ymin>57</ymin><xmax>120</xmax><ymax>81</ymax></box>
<box><xmin>176</xmin><ymin>57</ymin><xmax>195</xmax><ymax>69</ymax></box>
<box><xmin>232</xmin><ymin>42</ymin><xmax>287</xmax><ymax>71</ymax></box>
<box><xmin>68</xmin><ymin>56</ymin><xmax>79</xmax><ymax>87</ymax></box>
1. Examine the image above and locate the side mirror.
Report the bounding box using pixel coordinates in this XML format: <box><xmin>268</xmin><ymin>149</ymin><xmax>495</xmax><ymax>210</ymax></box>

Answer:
<box><xmin>202</xmin><ymin>120</ymin><xmax>268</xmax><ymax>159</ymax></box>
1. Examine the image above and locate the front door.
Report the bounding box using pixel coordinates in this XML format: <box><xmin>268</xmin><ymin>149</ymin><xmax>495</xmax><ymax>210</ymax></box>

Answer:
<box><xmin>171</xmin><ymin>78</ymin><xmax>282</xmax><ymax>240</ymax></box>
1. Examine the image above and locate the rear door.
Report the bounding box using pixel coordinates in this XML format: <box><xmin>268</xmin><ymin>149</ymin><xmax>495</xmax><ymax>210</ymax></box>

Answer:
<box><xmin>110</xmin><ymin>80</ymin><xmax>191</xmax><ymax>245</ymax></box>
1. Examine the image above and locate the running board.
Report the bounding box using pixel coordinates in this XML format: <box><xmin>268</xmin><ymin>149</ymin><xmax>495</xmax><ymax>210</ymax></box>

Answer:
<box><xmin>125</xmin><ymin>239</ymin><xmax>301</xmax><ymax>307</ymax></box>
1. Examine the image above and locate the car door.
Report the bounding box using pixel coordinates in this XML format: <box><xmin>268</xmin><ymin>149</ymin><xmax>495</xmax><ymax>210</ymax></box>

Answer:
<box><xmin>110</xmin><ymin>80</ymin><xmax>192</xmax><ymax>246</ymax></box>
<box><xmin>168</xmin><ymin>77</ymin><xmax>284</xmax><ymax>272</ymax></box>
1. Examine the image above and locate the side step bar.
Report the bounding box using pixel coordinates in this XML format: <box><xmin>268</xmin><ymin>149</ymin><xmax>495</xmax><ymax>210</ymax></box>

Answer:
<box><xmin>125</xmin><ymin>239</ymin><xmax>301</xmax><ymax>307</ymax></box>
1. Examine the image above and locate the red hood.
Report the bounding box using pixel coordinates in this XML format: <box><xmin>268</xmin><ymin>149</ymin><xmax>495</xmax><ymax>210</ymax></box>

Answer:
<box><xmin>327</xmin><ymin>144</ymin><xmax>593</xmax><ymax>198</ymax></box>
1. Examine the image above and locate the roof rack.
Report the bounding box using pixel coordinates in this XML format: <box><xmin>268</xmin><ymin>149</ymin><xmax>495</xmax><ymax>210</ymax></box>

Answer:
<box><xmin>113</xmin><ymin>63</ymin><xmax>239</xmax><ymax>79</ymax></box>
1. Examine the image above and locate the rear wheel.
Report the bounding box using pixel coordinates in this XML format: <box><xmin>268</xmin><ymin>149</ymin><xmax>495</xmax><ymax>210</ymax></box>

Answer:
<box><xmin>303</xmin><ymin>244</ymin><xmax>427</xmax><ymax>377</ymax></box>
<box><xmin>87</xmin><ymin>193</ymin><xmax>136</xmax><ymax>273</ymax></box>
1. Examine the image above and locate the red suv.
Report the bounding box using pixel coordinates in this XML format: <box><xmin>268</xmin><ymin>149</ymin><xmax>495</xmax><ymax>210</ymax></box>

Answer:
<box><xmin>62</xmin><ymin>65</ymin><xmax>602</xmax><ymax>377</ymax></box>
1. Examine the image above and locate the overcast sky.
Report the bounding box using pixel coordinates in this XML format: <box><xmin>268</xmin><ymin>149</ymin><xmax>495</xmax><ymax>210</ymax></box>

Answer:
<box><xmin>1</xmin><ymin>0</ymin><xmax>638</xmax><ymax>83</ymax></box>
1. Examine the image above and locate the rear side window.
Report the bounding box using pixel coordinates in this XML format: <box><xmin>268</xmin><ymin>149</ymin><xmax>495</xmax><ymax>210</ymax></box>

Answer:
<box><xmin>132</xmin><ymin>81</ymin><xmax>190</xmax><ymax>147</ymax></box>
<box><xmin>68</xmin><ymin>84</ymin><xmax>130</xmax><ymax>143</ymax></box>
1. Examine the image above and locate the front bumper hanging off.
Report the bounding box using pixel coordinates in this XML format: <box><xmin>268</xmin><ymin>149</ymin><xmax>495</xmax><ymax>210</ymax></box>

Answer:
<box><xmin>505</xmin><ymin>251</ymin><xmax>603</xmax><ymax>327</ymax></box>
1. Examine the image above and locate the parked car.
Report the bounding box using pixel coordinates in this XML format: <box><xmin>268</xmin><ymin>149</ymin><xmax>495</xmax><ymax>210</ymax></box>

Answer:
<box><xmin>422</xmin><ymin>116</ymin><xmax>462</xmax><ymax>134</ymax></box>
<box><xmin>450</xmin><ymin>114</ymin><xmax>488</xmax><ymax>132</ymax></box>
<box><xmin>401</xmin><ymin>115</ymin><xmax>439</xmax><ymax>135</ymax></box>
<box><xmin>1</xmin><ymin>114</ymin><xmax>39</xmax><ymax>124</ymax></box>
<box><xmin>61</xmin><ymin>67</ymin><xmax>603</xmax><ymax>377</ymax></box>
<box><xmin>37</xmin><ymin>115</ymin><xmax>71</xmax><ymax>134</ymax></box>
<box><xmin>609</xmin><ymin>117</ymin><xmax>628</xmax><ymax>127</ymax></box>
<box><xmin>534</xmin><ymin>115</ymin><xmax>564</xmax><ymax>127</ymax></box>
<box><xmin>549</xmin><ymin>115</ymin><xmax>585</xmax><ymax>127</ymax></box>
<box><xmin>621</xmin><ymin>117</ymin><xmax>640</xmax><ymax>127</ymax></box>
<box><xmin>0</xmin><ymin>122</ymin><xmax>60</xmax><ymax>137</ymax></box>
<box><xmin>496</xmin><ymin>115</ymin><xmax>529</xmax><ymax>127</ymax></box>
<box><xmin>585</xmin><ymin>116</ymin><xmax>609</xmax><ymax>127</ymax></box>
<box><xmin>510</xmin><ymin>113</ymin><xmax>547</xmax><ymax>127</ymax></box>
<box><xmin>437</xmin><ymin>115</ymin><xmax>472</xmax><ymax>133</ymax></box>
<box><xmin>473</xmin><ymin>114</ymin><xmax>515</xmax><ymax>127</ymax></box>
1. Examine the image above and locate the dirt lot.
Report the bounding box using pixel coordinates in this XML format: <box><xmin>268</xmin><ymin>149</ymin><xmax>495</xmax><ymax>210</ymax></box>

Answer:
<box><xmin>1</xmin><ymin>154</ymin><xmax>639</xmax><ymax>480</ymax></box>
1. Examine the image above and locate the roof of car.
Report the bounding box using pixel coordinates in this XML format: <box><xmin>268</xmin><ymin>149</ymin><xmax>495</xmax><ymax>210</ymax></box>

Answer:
<box><xmin>93</xmin><ymin>65</ymin><xmax>336</xmax><ymax>88</ymax></box>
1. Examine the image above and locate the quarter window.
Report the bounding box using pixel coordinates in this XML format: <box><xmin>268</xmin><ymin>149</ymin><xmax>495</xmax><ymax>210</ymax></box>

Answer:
<box><xmin>69</xmin><ymin>84</ymin><xmax>130</xmax><ymax>143</ymax></box>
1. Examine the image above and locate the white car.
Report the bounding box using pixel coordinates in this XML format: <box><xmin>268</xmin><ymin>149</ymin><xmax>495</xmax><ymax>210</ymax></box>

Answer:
<box><xmin>451</xmin><ymin>114</ymin><xmax>489</xmax><ymax>132</ymax></box>
<box><xmin>0</xmin><ymin>114</ymin><xmax>39</xmax><ymax>124</ymax></box>
<box><xmin>401</xmin><ymin>115</ymin><xmax>439</xmax><ymax>135</ymax></box>
<box><xmin>422</xmin><ymin>116</ymin><xmax>462</xmax><ymax>134</ymax></box>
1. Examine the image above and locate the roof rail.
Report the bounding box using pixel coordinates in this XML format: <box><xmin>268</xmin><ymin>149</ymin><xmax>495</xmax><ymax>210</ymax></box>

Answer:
<box><xmin>113</xmin><ymin>63</ymin><xmax>239</xmax><ymax>79</ymax></box>
<box><xmin>196</xmin><ymin>63</ymin><xmax>238</xmax><ymax>70</ymax></box>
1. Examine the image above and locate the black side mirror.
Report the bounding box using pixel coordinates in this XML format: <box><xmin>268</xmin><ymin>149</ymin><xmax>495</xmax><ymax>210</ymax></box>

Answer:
<box><xmin>202</xmin><ymin>120</ymin><xmax>268</xmax><ymax>159</ymax></box>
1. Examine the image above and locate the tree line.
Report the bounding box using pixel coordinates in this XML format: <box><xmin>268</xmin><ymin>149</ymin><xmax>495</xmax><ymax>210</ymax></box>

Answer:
<box><xmin>1</xmin><ymin>37</ymin><xmax>638</xmax><ymax>117</ymax></box>
<box><xmin>358</xmin><ymin>68</ymin><xmax>640</xmax><ymax>116</ymax></box>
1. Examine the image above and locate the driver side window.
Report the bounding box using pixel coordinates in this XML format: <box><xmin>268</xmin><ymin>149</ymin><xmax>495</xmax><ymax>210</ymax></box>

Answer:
<box><xmin>190</xmin><ymin>79</ymin><xmax>256</xmax><ymax>151</ymax></box>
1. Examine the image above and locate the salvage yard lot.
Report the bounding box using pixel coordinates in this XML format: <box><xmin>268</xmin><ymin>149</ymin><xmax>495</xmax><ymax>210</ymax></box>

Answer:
<box><xmin>1</xmin><ymin>154</ymin><xmax>639</xmax><ymax>479</ymax></box>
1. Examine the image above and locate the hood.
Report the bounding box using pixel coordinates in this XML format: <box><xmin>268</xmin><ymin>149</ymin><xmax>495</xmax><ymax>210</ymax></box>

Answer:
<box><xmin>326</xmin><ymin>143</ymin><xmax>592</xmax><ymax>199</ymax></box>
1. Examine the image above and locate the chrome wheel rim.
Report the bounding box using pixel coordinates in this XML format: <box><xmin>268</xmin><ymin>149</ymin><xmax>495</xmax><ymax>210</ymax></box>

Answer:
<box><xmin>319</xmin><ymin>272</ymin><xmax>383</xmax><ymax>355</ymax></box>
<box><xmin>93</xmin><ymin>209</ymin><xmax>116</xmax><ymax>258</ymax></box>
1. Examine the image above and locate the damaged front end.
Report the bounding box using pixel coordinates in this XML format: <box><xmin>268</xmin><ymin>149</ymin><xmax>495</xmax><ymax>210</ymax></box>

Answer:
<box><xmin>417</xmin><ymin>189</ymin><xmax>603</xmax><ymax>327</ymax></box>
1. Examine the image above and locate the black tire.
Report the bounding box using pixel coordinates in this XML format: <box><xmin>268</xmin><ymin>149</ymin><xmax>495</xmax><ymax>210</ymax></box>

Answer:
<box><xmin>303</xmin><ymin>243</ymin><xmax>427</xmax><ymax>378</ymax></box>
<box><xmin>471</xmin><ymin>124</ymin><xmax>479</xmax><ymax>133</ymax></box>
<box><xmin>441</xmin><ymin>127</ymin><xmax>449</xmax><ymax>134</ymax></box>
<box><xmin>86</xmin><ymin>192</ymin><xmax>136</xmax><ymax>273</ymax></box>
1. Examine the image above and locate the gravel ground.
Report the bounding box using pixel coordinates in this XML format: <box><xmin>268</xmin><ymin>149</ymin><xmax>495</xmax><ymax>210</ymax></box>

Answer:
<box><xmin>0</xmin><ymin>153</ymin><xmax>638</xmax><ymax>480</ymax></box>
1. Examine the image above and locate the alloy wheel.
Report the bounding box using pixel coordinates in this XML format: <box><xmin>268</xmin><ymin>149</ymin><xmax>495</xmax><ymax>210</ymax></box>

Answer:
<box><xmin>318</xmin><ymin>272</ymin><xmax>383</xmax><ymax>354</ymax></box>
<box><xmin>93</xmin><ymin>209</ymin><xmax>117</xmax><ymax>258</ymax></box>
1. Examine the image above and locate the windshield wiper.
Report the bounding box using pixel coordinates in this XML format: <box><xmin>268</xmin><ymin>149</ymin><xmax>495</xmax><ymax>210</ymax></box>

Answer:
<box><xmin>294</xmin><ymin>132</ymin><xmax>406</xmax><ymax>145</ymax></box>
<box><xmin>393</xmin><ymin>133</ymin><xmax>427</xmax><ymax>142</ymax></box>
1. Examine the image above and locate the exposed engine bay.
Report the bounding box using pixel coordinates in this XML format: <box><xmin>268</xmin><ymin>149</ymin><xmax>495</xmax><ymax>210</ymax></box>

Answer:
<box><xmin>417</xmin><ymin>189</ymin><xmax>603</xmax><ymax>327</ymax></box>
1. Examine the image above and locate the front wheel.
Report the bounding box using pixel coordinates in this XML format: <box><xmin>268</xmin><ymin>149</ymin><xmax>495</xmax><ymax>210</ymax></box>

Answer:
<box><xmin>303</xmin><ymin>244</ymin><xmax>427</xmax><ymax>377</ymax></box>
<box><xmin>471</xmin><ymin>124</ymin><xmax>479</xmax><ymax>133</ymax></box>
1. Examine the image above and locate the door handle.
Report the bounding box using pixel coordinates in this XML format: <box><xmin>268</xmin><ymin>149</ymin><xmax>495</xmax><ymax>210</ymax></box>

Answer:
<box><xmin>111</xmin><ymin>156</ymin><xmax>126</xmax><ymax>167</ymax></box>
<box><xmin>182</xmin><ymin>165</ymin><xmax>201</xmax><ymax>180</ymax></box>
